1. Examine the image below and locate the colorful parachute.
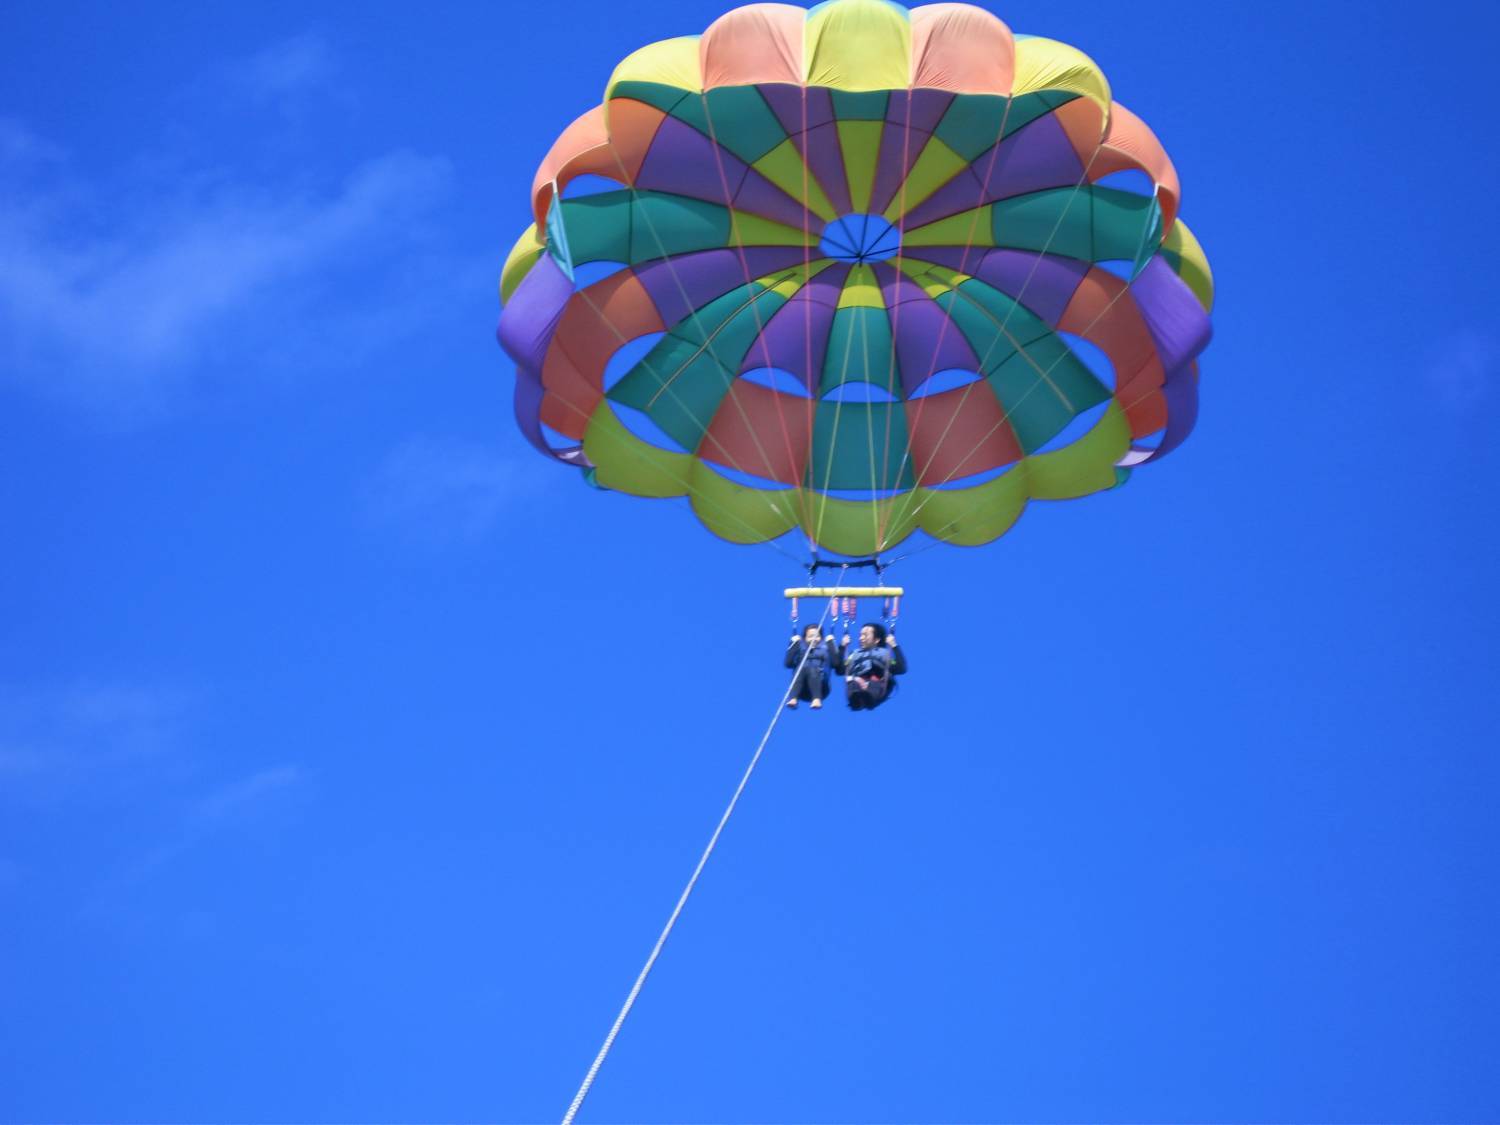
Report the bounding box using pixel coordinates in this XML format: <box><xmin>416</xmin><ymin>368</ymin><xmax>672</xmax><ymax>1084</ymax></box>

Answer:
<box><xmin>497</xmin><ymin>0</ymin><xmax>1213</xmax><ymax>557</ymax></box>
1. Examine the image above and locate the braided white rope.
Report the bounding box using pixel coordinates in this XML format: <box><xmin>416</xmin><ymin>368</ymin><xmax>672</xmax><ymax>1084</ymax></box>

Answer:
<box><xmin>559</xmin><ymin>579</ymin><xmax>845</xmax><ymax>1125</ymax></box>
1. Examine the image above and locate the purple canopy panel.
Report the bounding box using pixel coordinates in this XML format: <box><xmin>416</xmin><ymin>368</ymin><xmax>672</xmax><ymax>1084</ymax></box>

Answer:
<box><xmin>1129</xmin><ymin>256</ymin><xmax>1214</xmax><ymax>374</ymax></box>
<box><xmin>885</xmin><ymin>89</ymin><xmax>955</xmax><ymax>134</ymax></box>
<box><xmin>900</xmin><ymin>310</ymin><xmax>982</xmax><ymax>397</ymax></box>
<box><xmin>497</xmin><ymin>253</ymin><xmax>571</xmax><ymax>374</ymax></box>
<box><xmin>1121</xmin><ymin>362</ymin><xmax>1199</xmax><ymax>466</ymax></box>
<box><xmin>874</xmin><ymin>264</ymin><xmax>982</xmax><ymax>396</ymax></box>
<box><xmin>733</xmin><ymin>166</ymin><xmax>821</xmax><ymax>231</ymax></box>
<box><xmin>800</xmin><ymin>261</ymin><xmax>853</xmax><ymax>307</ymax></box>
<box><xmin>969</xmin><ymin>248</ymin><xmax>1090</xmax><ymax>326</ymax></box>
<box><xmin>634</xmin><ymin>247</ymin><xmax>807</xmax><ymax>328</ymax></box>
<box><xmin>797</xmin><ymin>122</ymin><xmax>853</xmax><ymax>215</ymax></box>
<box><xmin>759</xmin><ymin>84</ymin><xmax>836</xmax><ymax>136</ymax></box>
<box><xmin>900</xmin><ymin>241</ymin><xmax>987</xmax><ymax>276</ymax></box>
<box><xmin>903</xmin><ymin>113</ymin><xmax>1085</xmax><ymax>230</ymax></box>
<box><xmin>738</xmin><ymin>264</ymin><xmax>849</xmax><ymax>391</ymax></box>
<box><xmin>868</xmin><ymin>122</ymin><xmax>939</xmax><ymax>218</ymax></box>
<box><xmin>875</xmin><ymin>263</ymin><xmax>929</xmax><ymax>309</ymax></box>
<box><xmin>496</xmin><ymin>254</ymin><xmax>586</xmax><ymax>464</ymax></box>
<box><xmin>635</xmin><ymin>116</ymin><xmax>748</xmax><ymax>205</ymax></box>
<box><xmin>906</xmin><ymin>247</ymin><xmax>1088</xmax><ymax>326</ymax></box>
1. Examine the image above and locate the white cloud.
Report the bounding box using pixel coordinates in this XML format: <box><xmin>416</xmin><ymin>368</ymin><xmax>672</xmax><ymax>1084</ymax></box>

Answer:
<box><xmin>191</xmin><ymin>764</ymin><xmax>306</xmax><ymax>825</ymax></box>
<box><xmin>227</xmin><ymin>32</ymin><xmax>337</xmax><ymax>104</ymax></box>
<box><xmin>0</xmin><ymin>116</ymin><xmax>63</xmax><ymax>167</ymax></box>
<box><xmin>0</xmin><ymin>678</ymin><xmax>309</xmax><ymax>914</ymax></box>
<box><xmin>0</xmin><ymin>683</ymin><xmax>309</xmax><ymax>818</ymax></box>
<box><xmin>0</xmin><ymin>138</ymin><xmax>454</xmax><ymax>415</ymax></box>
<box><xmin>364</xmin><ymin>435</ymin><xmax>528</xmax><ymax>541</ymax></box>
<box><xmin>0</xmin><ymin>682</ymin><xmax>190</xmax><ymax>781</ymax></box>
<box><xmin>1427</xmin><ymin>331</ymin><xmax>1494</xmax><ymax>410</ymax></box>
<box><xmin>78</xmin><ymin>763</ymin><xmax>309</xmax><ymax>918</ymax></box>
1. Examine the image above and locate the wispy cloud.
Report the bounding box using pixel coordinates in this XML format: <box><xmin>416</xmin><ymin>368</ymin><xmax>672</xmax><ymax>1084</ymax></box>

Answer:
<box><xmin>0</xmin><ymin>682</ymin><xmax>191</xmax><ymax>782</ymax></box>
<box><xmin>364</xmin><ymin>435</ymin><xmax>530</xmax><ymax>542</ymax></box>
<box><xmin>225</xmin><ymin>32</ymin><xmax>338</xmax><ymax>106</ymax></box>
<box><xmin>80</xmin><ymin>763</ymin><xmax>310</xmax><ymax>920</ymax></box>
<box><xmin>0</xmin><ymin>116</ymin><xmax>63</xmax><ymax>167</ymax></box>
<box><xmin>1427</xmin><ymin>330</ymin><xmax>1494</xmax><ymax>410</ymax></box>
<box><xmin>0</xmin><ymin>140</ymin><xmax>454</xmax><ymax>416</ymax></box>
<box><xmin>191</xmin><ymin>764</ymin><xmax>306</xmax><ymax>825</ymax></box>
<box><xmin>0</xmin><ymin>677</ymin><xmax>310</xmax><ymax>918</ymax></box>
<box><xmin>0</xmin><ymin>29</ymin><xmax>469</xmax><ymax>422</ymax></box>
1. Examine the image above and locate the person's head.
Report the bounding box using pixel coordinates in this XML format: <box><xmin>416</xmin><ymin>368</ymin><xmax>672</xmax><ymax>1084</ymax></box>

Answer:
<box><xmin>858</xmin><ymin>622</ymin><xmax>887</xmax><ymax>648</ymax></box>
<box><xmin>802</xmin><ymin>624</ymin><xmax>822</xmax><ymax>644</ymax></box>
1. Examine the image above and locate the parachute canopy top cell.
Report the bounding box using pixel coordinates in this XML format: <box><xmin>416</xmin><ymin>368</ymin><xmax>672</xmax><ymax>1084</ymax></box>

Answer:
<box><xmin>819</xmin><ymin>214</ymin><xmax>902</xmax><ymax>264</ymax></box>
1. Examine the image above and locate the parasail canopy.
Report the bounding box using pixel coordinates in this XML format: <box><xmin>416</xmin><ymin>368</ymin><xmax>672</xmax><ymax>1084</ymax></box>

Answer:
<box><xmin>498</xmin><ymin>0</ymin><xmax>1214</xmax><ymax>557</ymax></box>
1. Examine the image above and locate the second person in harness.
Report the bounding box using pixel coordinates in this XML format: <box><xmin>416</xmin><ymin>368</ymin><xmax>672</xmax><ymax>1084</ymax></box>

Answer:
<box><xmin>841</xmin><ymin>622</ymin><xmax>906</xmax><ymax>711</ymax></box>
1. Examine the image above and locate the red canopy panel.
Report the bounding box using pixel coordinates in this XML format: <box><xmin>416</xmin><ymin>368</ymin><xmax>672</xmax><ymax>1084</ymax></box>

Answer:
<box><xmin>905</xmin><ymin>382</ymin><xmax>1022</xmax><ymax>486</ymax></box>
<box><xmin>699</xmin><ymin>379</ymin><xmax>814</xmax><ymax>484</ymax></box>
<box><xmin>541</xmin><ymin>271</ymin><xmax>666</xmax><ymax>438</ymax></box>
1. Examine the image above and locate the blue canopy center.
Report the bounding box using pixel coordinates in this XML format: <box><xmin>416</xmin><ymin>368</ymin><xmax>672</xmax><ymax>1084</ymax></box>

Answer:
<box><xmin>819</xmin><ymin>214</ymin><xmax>901</xmax><ymax>265</ymax></box>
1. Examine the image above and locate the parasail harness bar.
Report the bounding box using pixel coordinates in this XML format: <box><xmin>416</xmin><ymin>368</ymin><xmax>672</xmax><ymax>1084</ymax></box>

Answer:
<box><xmin>785</xmin><ymin>586</ymin><xmax>903</xmax><ymax>598</ymax></box>
<box><xmin>788</xmin><ymin>559</ymin><xmax>901</xmax><ymax>632</ymax></box>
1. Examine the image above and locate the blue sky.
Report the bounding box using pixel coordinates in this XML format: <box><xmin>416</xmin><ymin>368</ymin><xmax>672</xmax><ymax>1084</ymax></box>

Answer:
<box><xmin>3</xmin><ymin>1</ymin><xmax>1498</xmax><ymax>1122</ymax></box>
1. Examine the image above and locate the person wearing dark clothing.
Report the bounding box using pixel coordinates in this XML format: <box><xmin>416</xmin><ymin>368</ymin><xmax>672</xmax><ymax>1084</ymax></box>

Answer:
<box><xmin>785</xmin><ymin>624</ymin><xmax>839</xmax><ymax>709</ymax></box>
<box><xmin>841</xmin><ymin>622</ymin><xmax>907</xmax><ymax>711</ymax></box>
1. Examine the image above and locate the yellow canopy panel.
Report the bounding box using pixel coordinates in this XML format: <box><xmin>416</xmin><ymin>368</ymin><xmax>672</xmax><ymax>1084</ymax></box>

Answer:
<box><xmin>784</xmin><ymin>587</ymin><xmax>904</xmax><ymax>598</ymax></box>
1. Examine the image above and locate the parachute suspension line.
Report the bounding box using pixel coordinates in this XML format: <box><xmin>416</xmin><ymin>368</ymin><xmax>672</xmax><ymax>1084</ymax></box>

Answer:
<box><xmin>813</xmin><ymin>256</ymin><xmax>862</xmax><ymax>551</ymax></box>
<box><xmin>883</xmin><ymin>528</ymin><xmax>954</xmax><ymax>568</ymax></box>
<box><xmin>876</xmin><ymin>85</ymin><xmax>919</xmax><ymax>557</ymax></box>
<box><xmin>544</xmin><ymin>246</ymin><xmax>782</xmax><ymax>552</ymax></box>
<box><xmin>552</xmin><ymin>171</ymin><xmax>804</xmax><ymax>561</ymax></box>
<box><xmin>801</xmin><ymin>84</ymin><xmax>816</xmax><ymax>549</ymax></box>
<box><xmin>808</xmin><ymin>61</ymin><xmax>869</xmax><ymax>554</ymax></box>
<box><xmin>594</xmin><ymin>151</ymin><xmax>808</xmax><ymax>547</ymax></box>
<box><xmin>896</xmin><ymin>142</ymin><xmax>1160</xmax><ymax>534</ymax></box>
<box><xmin>697</xmin><ymin>91</ymin><xmax>818</xmax><ymax>550</ymax></box>
<box><xmin>873</xmin><ymin>91</ymin><xmax>1020</xmax><ymax>549</ymax></box>
<box><xmin>885</xmin><ymin>132</ymin><xmax>1118</xmax><ymax>536</ymax></box>
<box><xmin>878</xmin><ymin>91</ymin><xmax>1127</xmax><ymax>542</ymax></box>
<box><xmin>560</xmin><ymin>279</ymin><xmax>804</xmax><ymax>565</ymax></box>
<box><xmin>558</xmin><ymin>577</ymin><xmax>846</xmax><ymax>1125</ymax></box>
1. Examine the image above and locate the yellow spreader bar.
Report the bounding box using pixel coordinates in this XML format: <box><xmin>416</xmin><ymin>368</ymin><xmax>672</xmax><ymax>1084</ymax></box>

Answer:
<box><xmin>784</xmin><ymin>587</ymin><xmax>904</xmax><ymax>598</ymax></box>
